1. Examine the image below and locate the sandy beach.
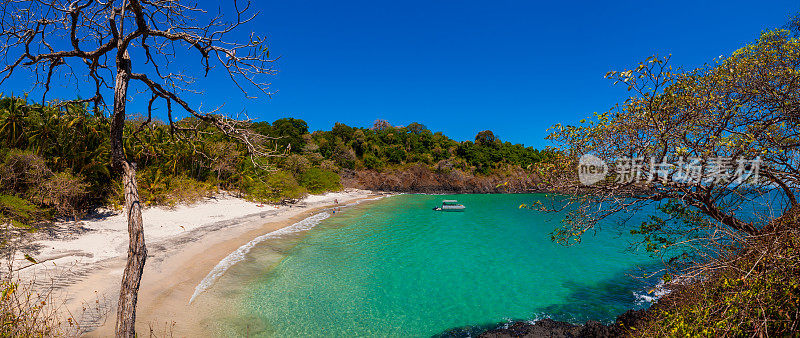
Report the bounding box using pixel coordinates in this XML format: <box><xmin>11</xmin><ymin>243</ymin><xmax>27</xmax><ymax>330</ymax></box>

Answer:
<box><xmin>14</xmin><ymin>188</ymin><xmax>380</xmax><ymax>336</ymax></box>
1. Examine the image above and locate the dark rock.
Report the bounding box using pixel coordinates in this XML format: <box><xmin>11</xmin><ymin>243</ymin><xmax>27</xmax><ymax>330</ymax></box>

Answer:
<box><xmin>615</xmin><ymin>309</ymin><xmax>646</xmax><ymax>329</ymax></box>
<box><xmin>438</xmin><ymin>309</ymin><xmax>649</xmax><ymax>338</ymax></box>
<box><xmin>479</xmin><ymin>319</ymin><xmax>614</xmax><ymax>338</ymax></box>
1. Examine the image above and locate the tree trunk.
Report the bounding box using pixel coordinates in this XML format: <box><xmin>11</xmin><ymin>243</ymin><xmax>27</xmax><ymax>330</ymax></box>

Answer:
<box><xmin>115</xmin><ymin>162</ymin><xmax>147</xmax><ymax>337</ymax></box>
<box><xmin>111</xmin><ymin>48</ymin><xmax>147</xmax><ymax>338</ymax></box>
<box><xmin>110</xmin><ymin>52</ymin><xmax>131</xmax><ymax>174</ymax></box>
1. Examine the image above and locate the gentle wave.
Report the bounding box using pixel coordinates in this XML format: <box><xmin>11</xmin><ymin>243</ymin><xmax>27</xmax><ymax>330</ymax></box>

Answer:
<box><xmin>189</xmin><ymin>195</ymin><xmax>391</xmax><ymax>303</ymax></box>
<box><xmin>188</xmin><ymin>212</ymin><xmax>330</xmax><ymax>303</ymax></box>
<box><xmin>633</xmin><ymin>280</ymin><xmax>671</xmax><ymax>305</ymax></box>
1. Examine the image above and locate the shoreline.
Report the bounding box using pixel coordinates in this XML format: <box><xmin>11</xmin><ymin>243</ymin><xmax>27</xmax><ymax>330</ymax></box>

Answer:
<box><xmin>188</xmin><ymin>194</ymin><xmax>389</xmax><ymax>304</ymax></box>
<box><xmin>15</xmin><ymin>188</ymin><xmax>383</xmax><ymax>336</ymax></box>
<box><xmin>16</xmin><ymin>191</ymin><xmax>660</xmax><ymax>337</ymax></box>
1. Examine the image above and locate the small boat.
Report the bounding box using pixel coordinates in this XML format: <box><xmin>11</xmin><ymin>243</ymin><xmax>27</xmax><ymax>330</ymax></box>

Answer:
<box><xmin>433</xmin><ymin>200</ymin><xmax>466</xmax><ymax>212</ymax></box>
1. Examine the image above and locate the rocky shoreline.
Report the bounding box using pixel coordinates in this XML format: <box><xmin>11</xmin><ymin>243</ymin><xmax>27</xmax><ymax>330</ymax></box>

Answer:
<box><xmin>341</xmin><ymin>164</ymin><xmax>549</xmax><ymax>194</ymax></box>
<box><xmin>437</xmin><ymin>309</ymin><xmax>647</xmax><ymax>338</ymax></box>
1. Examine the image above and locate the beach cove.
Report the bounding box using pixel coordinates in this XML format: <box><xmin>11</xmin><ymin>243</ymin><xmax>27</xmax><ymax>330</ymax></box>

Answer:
<box><xmin>190</xmin><ymin>194</ymin><xmax>664</xmax><ymax>337</ymax></box>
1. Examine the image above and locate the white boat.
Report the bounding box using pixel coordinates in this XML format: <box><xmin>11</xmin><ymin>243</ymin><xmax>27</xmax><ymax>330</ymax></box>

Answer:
<box><xmin>433</xmin><ymin>200</ymin><xmax>465</xmax><ymax>212</ymax></box>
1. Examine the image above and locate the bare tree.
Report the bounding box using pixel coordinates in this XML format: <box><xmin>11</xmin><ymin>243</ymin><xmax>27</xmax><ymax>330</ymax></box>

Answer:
<box><xmin>371</xmin><ymin>119</ymin><xmax>392</xmax><ymax>131</ymax></box>
<box><xmin>0</xmin><ymin>0</ymin><xmax>279</xmax><ymax>336</ymax></box>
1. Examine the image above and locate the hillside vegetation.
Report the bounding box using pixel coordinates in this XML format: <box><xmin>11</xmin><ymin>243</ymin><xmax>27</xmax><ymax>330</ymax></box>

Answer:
<box><xmin>0</xmin><ymin>97</ymin><xmax>553</xmax><ymax>232</ymax></box>
<box><xmin>302</xmin><ymin>120</ymin><xmax>556</xmax><ymax>193</ymax></box>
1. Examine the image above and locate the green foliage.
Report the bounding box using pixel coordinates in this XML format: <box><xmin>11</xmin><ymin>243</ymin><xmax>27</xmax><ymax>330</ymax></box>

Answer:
<box><xmin>305</xmin><ymin>121</ymin><xmax>554</xmax><ymax>175</ymax></box>
<box><xmin>406</xmin><ymin>122</ymin><xmax>428</xmax><ymax>135</ymax></box>
<box><xmin>474</xmin><ymin>130</ymin><xmax>499</xmax><ymax>147</ymax></box>
<box><xmin>136</xmin><ymin>170</ymin><xmax>216</xmax><ymax>207</ymax></box>
<box><xmin>253</xmin><ymin>118</ymin><xmax>309</xmax><ymax>153</ymax></box>
<box><xmin>0</xmin><ymin>195</ymin><xmax>46</xmax><ymax>229</ymax></box>
<box><xmin>298</xmin><ymin>168</ymin><xmax>341</xmax><ymax>194</ymax></box>
<box><xmin>362</xmin><ymin>153</ymin><xmax>384</xmax><ymax>170</ymax></box>
<box><xmin>0</xmin><ymin>96</ymin><xmax>329</xmax><ymax>220</ymax></box>
<box><xmin>332</xmin><ymin>139</ymin><xmax>357</xmax><ymax>169</ymax></box>
<box><xmin>0</xmin><ymin>95</ymin><xmax>552</xmax><ymax>227</ymax></box>
<box><xmin>630</xmin><ymin>200</ymin><xmax>709</xmax><ymax>262</ymax></box>
<box><xmin>0</xmin><ymin>98</ymin><xmax>110</xmax><ymax>193</ymax></box>
<box><xmin>0</xmin><ymin>97</ymin><xmax>29</xmax><ymax>148</ymax></box>
<box><xmin>247</xmin><ymin>171</ymin><xmax>306</xmax><ymax>203</ymax></box>
<box><xmin>544</xmin><ymin>26</ymin><xmax>800</xmax><ymax>245</ymax></box>
<box><xmin>282</xmin><ymin>154</ymin><xmax>312</xmax><ymax>176</ymax></box>
<box><xmin>385</xmin><ymin>145</ymin><xmax>407</xmax><ymax>164</ymax></box>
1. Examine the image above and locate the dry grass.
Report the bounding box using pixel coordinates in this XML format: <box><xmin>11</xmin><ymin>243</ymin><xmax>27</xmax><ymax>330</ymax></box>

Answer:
<box><xmin>633</xmin><ymin>215</ymin><xmax>800</xmax><ymax>337</ymax></box>
<box><xmin>0</xmin><ymin>256</ymin><xmax>108</xmax><ymax>337</ymax></box>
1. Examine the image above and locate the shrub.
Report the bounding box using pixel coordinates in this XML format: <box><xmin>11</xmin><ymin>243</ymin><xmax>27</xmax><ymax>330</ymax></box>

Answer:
<box><xmin>408</xmin><ymin>152</ymin><xmax>433</xmax><ymax>165</ymax></box>
<box><xmin>303</xmin><ymin>151</ymin><xmax>324</xmax><ymax>165</ymax></box>
<box><xmin>332</xmin><ymin>141</ymin><xmax>356</xmax><ymax>169</ymax></box>
<box><xmin>29</xmin><ymin>171</ymin><xmax>89</xmax><ymax>220</ymax></box>
<box><xmin>0</xmin><ymin>263</ymin><xmax>98</xmax><ymax>336</ymax></box>
<box><xmin>247</xmin><ymin>170</ymin><xmax>306</xmax><ymax>203</ymax></box>
<box><xmin>319</xmin><ymin>159</ymin><xmax>339</xmax><ymax>173</ymax></box>
<box><xmin>1</xmin><ymin>279</ymin><xmax>60</xmax><ymax>336</ymax></box>
<box><xmin>0</xmin><ymin>150</ymin><xmax>50</xmax><ymax>194</ymax></box>
<box><xmin>137</xmin><ymin>169</ymin><xmax>216</xmax><ymax>207</ymax></box>
<box><xmin>283</xmin><ymin>154</ymin><xmax>311</xmax><ymax>175</ymax></box>
<box><xmin>162</xmin><ymin>176</ymin><xmax>216</xmax><ymax>206</ymax></box>
<box><xmin>435</xmin><ymin>159</ymin><xmax>453</xmax><ymax>173</ymax></box>
<box><xmin>298</xmin><ymin>168</ymin><xmax>341</xmax><ymax>194</ymax></box>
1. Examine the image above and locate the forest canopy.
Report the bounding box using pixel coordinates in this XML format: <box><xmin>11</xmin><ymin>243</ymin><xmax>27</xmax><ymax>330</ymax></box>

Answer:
<box><xmin>0</xmin><ymin>96</ymin><xmax>553</xmax><ymax>229</ymax></box>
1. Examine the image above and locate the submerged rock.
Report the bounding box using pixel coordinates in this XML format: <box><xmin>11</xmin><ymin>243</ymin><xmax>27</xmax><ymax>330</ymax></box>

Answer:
<box><xmin>437</xmin><ymin>309</ymin><xmax>647</xmax><ymax>338</ymax></box>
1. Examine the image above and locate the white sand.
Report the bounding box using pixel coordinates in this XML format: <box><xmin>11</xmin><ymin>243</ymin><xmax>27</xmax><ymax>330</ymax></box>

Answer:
<box><xmin>11</xmin><ymin>188</ymin><xmax>380</xmax><ymax>335</ymax></box>
<box><xmin>18</xmin><ymin>189</ymin><xmax>371</xmax><ymax>272</ymax></box>
<box><xmin>22</xmin><ymin>195</ymin><xmax>275</xmax><ymax>268</ymax></box>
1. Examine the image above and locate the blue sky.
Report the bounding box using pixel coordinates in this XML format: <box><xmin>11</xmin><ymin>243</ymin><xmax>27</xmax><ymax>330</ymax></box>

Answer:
<box><xmin>3</xmin><ymin>1</ymin><xmax>799</xmax><ymax>149</ymax></box>
<box><xmin>230</xmin><ymin>0</ymin><xmax>798</xmax><ymax>148</ymax></box>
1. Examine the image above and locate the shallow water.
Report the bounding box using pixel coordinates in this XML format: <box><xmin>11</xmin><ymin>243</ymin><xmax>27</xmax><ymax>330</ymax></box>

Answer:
<box><xmin>199</xmin><ymin>194</ymin><xmax>662</xmax><ymax>337</ymax></box>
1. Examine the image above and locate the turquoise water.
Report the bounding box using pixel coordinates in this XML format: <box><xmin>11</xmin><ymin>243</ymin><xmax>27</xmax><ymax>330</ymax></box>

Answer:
<box><xmin>211</xmin><ymin>194</ymin><xmax>662</xmax><ymax>337</ymax></box>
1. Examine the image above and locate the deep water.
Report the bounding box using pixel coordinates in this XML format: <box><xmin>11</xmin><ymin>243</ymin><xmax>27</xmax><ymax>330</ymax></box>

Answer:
<box><xmin>202</xmin><ymin>194</ymin><xmax>663</xmax><ymax>337</ymax></box>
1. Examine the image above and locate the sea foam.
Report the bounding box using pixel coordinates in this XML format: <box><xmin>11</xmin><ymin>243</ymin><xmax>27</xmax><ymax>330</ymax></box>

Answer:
<box><xmin>189</xmin><ymin>212</ymin><xmax>330</xmax><ymax>303</ymax></box>
<box><xmin>189</xmin><ymin>194</ymin><xmax>391</xmax><ymax>303</ymax></box>
<box><xmin>633</xmin><ymin>280</ymin><xmax>671</xmax><ymax>305</ymax></box>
